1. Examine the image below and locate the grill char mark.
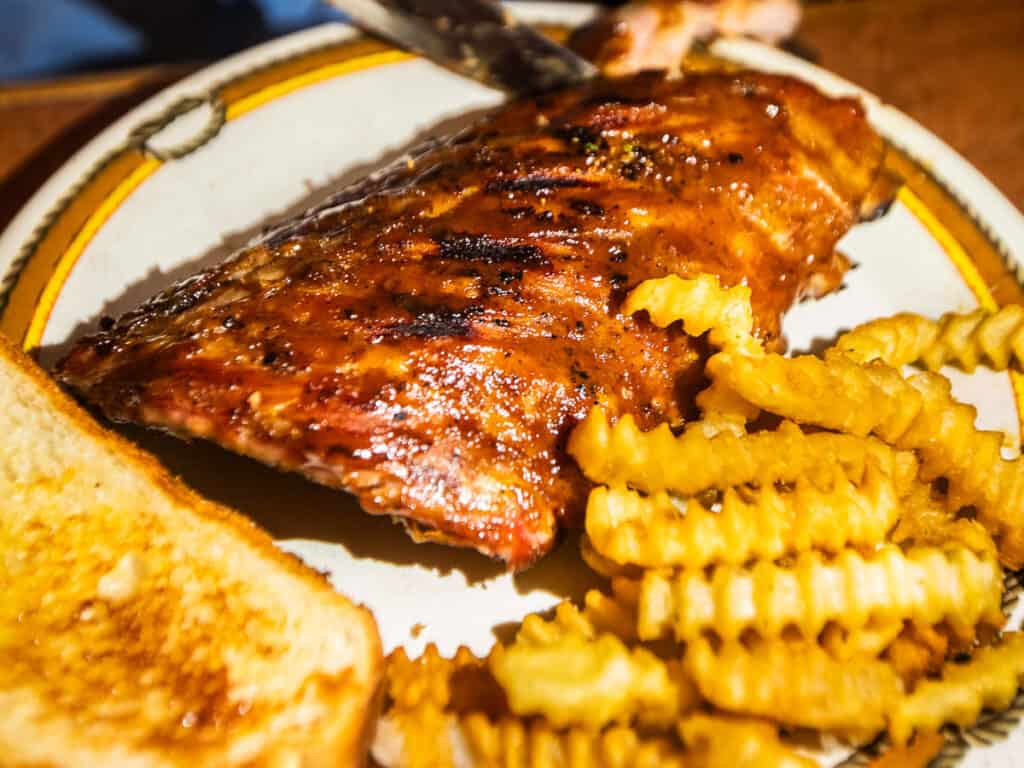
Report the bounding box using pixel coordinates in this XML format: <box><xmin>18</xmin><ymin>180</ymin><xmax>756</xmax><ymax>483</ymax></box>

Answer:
<box><xmin>569</xmin><ymin>198</ymin><xmax>605</xmax><ymax>217</ymax></box>
<box><xmin>485</xmin><ymin>176</ymin><xmax>592</xmax><ymax>194</ymax></box>
<box><xmin>381</xmin><ymin>305</ymin><xmax>484</xmax><ymax>339</ymax></box>
<box><xmin>435</xmin><ymin>234</ymin><xmax>550</xmax><ymax>267</ymax></box>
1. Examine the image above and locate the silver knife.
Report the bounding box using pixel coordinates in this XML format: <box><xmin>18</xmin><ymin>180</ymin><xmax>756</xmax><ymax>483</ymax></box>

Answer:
<box><xmin>323</xmin><ymin>0</ymin><xmax>598</xmax><ymax>94</ymax></box>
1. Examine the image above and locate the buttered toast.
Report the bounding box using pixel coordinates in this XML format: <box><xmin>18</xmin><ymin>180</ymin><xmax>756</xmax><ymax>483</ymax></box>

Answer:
<box><xmin>0</xmin><ymin>335</ymin><xmax>382</xmax><ymax>767</ymax></box>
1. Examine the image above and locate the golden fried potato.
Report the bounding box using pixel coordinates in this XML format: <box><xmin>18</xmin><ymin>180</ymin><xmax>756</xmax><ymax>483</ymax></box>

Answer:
<box><xmin>622</xmin><ymin>274</ymin><xmax>762</xmax><ymax>428</ymax></box>
<box><xmin>622</xmin><ymin>273</ymin><xmax>757</xmax><ymax>352</ymax></box>
<box><xmin>386</xmin><ymin>646</ymin><xmax>446</xmax><ymax>710</ymax></box>
<box><xmin>381</xmin><ymin>291</ymin><xmax>1024</xmax><ymax>761</ymax></box>
<box><xmin>375</xmin><ymin>709</ymin><xmax>691</xmax><ymax>768</ymax></box>
<box><xmin>905</xmin><ymin>373</ymin><xmax>1024</xmax><ymax>565</ymax></box>
<box><xmin>580</xmin><ymin>534</ymin><xmax>642</xmax><ymax>580</ymax></box>
<box><xmin>636</xmin><ymin>545</ymin><xmax>1002</xmax><ymax>642</ymax></box>
<box><xmin>679</xmin><ymin>714</ymin><xmax>817</xmax><ymax>768</ymax></box>
<box><xmin>579</xmin><ymin>587</ymin><xmax>641</xmax><ymax>642</ymax></box>
<box><xmin>686</xmin><ymin>637</ymin><xmax>903</xmax><ymax>736</ymax></box>
<box><xmin>460</xmin><ymin>714</ymin><xmax>689</xmax><ymax>768</ymax></box>
<box><xmin>693</xmin><ymin>373</ymin><xmax>761</xmax><ymax>434</ymax></box>
<box><xmin>568</xmin><ymin>408</ymin><xmax>917</xmax><ymax>496</ymax></box>
<box><xmin>585</xmin><ymin>463</ymin><xmax>900</xmax><ymax>569</ymax></box>
<box><xmin>489</xmin><ymin>632</ymin><xmax>691</xmax><ymax>728</ymax></box>
<box><xmin>706</xmin><ymin>350</ymin><xmax>901</xmax><ymax>438</ymax></box>
<box><xmin>831</xmin><ymin>312</ymin><xmax>939</xmax><ymax>368</ymax></box>
<box><xmin>889</xmin><ymin>632</ymin><xmax>1024</xmax><ymax>745</ymax></box>
<box><xmin>385</xmin><ymin>644</ymin><xmax>505</xmax><ymax>718</ymax></box>
<box><xmin>376</xmin><ymin>701</ymin><xmax>456</xmax><ymax>768</ymax></box>
<box><xmin>891</xmin><ymin>482</ymin><xmax>998</xmax><ymax>559</ymax></box>
<box><xmin>478</xmin><ymin>713</ymin><xmax>691</xmax><ymax>768</ymax></box>
<box><xmin>820</xmin><ymin>621</ymin><xmax>905</xmax><ymax>662</ymax></box>
<box><xmin>516</xmin><ymin>602</ymin><xmax>597</xmax><ymax>645</ymax></box>
<box><xmin>515</xmin><ymin>590</ymin><xmax>639</xmax><ymax>647</ymax></box>
<box><xmin>833</xmin><ymin>305</ymin><xmax>1024</xmax><ymax>372</ymax></box>
<box><xmin>884</xmin><ymin>623</ymin><xmax>950</xmax><ymax>688</ymax></box>
<box><xmin>710</xmin><ymin>351</ymin><xmax>1024</xmax><ymax>568</ymax></box>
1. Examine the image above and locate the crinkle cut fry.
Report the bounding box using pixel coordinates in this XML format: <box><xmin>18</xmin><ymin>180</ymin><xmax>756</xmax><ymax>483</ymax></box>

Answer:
<box><xmin>710</xmin><ymin>351</ymin><xmax>1024</xmax><ymax>568</ymax></box>
<box><xmin>692</xmin><ymin>369</ymin><xmax>761</xmax><ymax>435</ymax></box>
<box><xmin>621</xmin><ymin>273</ymin><xmax>762</xmax><ymax>430</ymax></box>
<box><xmin>386</xmin><ymin>645</ymin><xmax>455</xmax><ymax>710</ymax></box>
<box><xmin>889</xmin><ymin>632</ymin><xmax>1024</xmax><ymax>745</ymax></box>
<box><xmin>832</xmin><ymin>305</ymin><xmax>1024</xmax><ymax>371</ymax></box>
<box><xmin>622</xmin><ymin>273</ymin><xmax>756</xmax><ymax>351</ymax></box>
<box><xmin>908</xmin><ymin>373</ymin><xmax>1024</xmax><ymax>544</ymax></box>
<box><xmin>586</xmin><ymin>462</ymin><xmax>900</xmax><ymax>569</ymax></box>
<box><xmin>489</xmin><ymin>631</ymin><xmax>693</xmax><ymax>729</ymax></box>
<box><xmin>685</xmin><ymin>636</ymin><xmax>903</xmax><ymax>737</ymax></box>
<box><xmin>679</xmin><ymin>714</ymin><xmax>817</xmax><ymax>768</ymax></box>
<box><xmin>831</xmin><ymin>312</ymin><xmax>939</xmax><ymax>368</ymax></box>
<box><xmin>884</xmin><ymin>623</ymin><xmax>951</xmax><ymax>687</ymax></box>
<box><xmin>820</xmin><ymin>621</ymin><xmax>905</xmax><ymax>662</ymax></box>
<box><xmin>890</xmin><ymin>480</ymin><xmax>999</xmax><ymax>559</ymax></box>
<box><xmin>504</xmin><ymin>592</ymin><xmax>701</xmax><ymax>728</ymax></box>
<box><xmin>568</xmin><ymin>407</ymin><xmax>918</xmax><ymax>496</ymax></box>
<box><xmin>375</xmin><ymin>703</ymin><xmax>454</xmax><ymax>768</ymax></box>
<box><xmin>516</xmin><ymin>591</ymin><xmax>640</xmax><ymax>645</ymax></box>
<box><xmin>385</xmin><ymin>644</ymin><xmax>505</xmax><ymax>717</ymax></box>
<box><xmin>636</xmin><ymin>545</ymin><xmax>1003</xmax><ymax>642</ymax></box>
<box><xmin>458</xmin><ymin>713</ymin><xmax>689</xmax><ymax>768</ymax></box>
<box><xmin>376</xmin><ymin>640</ymin><xmax>689</xmax><ymax>766</ymax></box>
<box><xmin>580</xmin><ymin>532</ymin><xmax>643</xmax><ymax>581</ymax></box>
<box><xmin>442</xmin><ymin>713</ymin><xmax>814</xmax><ymax>768</ymax></box>
<box><xmin>375</xmin><ymin>709</ymin><xmax>690</xmax><ymax>768</ymax></box>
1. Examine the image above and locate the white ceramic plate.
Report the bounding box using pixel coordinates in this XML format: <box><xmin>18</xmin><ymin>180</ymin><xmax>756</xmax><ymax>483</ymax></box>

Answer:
<box><xmin>2</xmin><ymin>4</ymin><xmax>1023</xmax><ymax>764</ymax></box>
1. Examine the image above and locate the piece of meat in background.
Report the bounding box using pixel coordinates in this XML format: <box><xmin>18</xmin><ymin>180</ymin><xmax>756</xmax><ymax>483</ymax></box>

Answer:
<box><xmin>575</xmin><ymin>0</ymin><xmax>802</xmax><ymax>75</ymax></box>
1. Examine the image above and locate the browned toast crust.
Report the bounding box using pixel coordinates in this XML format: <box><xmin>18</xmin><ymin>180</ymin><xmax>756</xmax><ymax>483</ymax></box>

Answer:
<box><xmin>0</xmin><ymin>334</ymin><xmax>383</xmax><ymax>767</ymax></box>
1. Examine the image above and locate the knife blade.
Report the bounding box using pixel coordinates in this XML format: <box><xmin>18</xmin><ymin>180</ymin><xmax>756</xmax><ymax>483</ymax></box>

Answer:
<box><xmin>324</xmin><ymin>0</ymin><xmax>598</xmax><ymax>94</ymax></box>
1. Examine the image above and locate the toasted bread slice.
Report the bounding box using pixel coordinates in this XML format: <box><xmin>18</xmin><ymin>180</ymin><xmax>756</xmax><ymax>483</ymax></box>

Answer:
<box><xmin>0</xmin><ymin>334</ymin><xmax>382</xmax><ymax>768</ymax></box>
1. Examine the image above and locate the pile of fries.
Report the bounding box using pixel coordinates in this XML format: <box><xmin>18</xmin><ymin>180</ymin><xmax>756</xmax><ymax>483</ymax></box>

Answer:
<box><xmin>372</xmin><ymin>275</ymin><xmax>1024</xmax><ymax>767</ymax></box>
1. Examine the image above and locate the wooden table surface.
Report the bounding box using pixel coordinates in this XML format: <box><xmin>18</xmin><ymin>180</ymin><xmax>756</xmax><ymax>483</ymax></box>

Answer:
<box><xmin>0</xmin><ymin>0</ymin><xmax>1021</xmax><ymax>240</ymax></box>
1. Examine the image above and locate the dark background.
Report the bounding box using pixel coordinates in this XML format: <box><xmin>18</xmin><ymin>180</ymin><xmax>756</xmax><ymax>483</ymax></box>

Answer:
<box><xmin>0</xmin><ymin>0</ymin><xmax>1021</xmax><ymax>214</ymax></box>
<box><xmin>1</xmin><ymin>0</ymin><xmax>351</xmax><ymax>81</ymax></box>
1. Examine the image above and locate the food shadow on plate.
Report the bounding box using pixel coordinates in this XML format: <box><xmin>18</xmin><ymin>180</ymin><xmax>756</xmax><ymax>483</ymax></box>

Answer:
<box><xmin>115</xmin><ymin>422</ymin><xmax>505</xmax><ymax>583</ymax></box>
<box><xmin>115</xmin><ymin>422</ymin><xmax>602</xmax><ymax>602</ymax></box>
<box><xmin>796</xmin><ymin>333</ymin><xmax>845</xmax><ymax>357</ymax></box>
<box><xmin>42</xmin><ymin>102</ymin><xmax>599</xmax><ymax>598</ymax></box>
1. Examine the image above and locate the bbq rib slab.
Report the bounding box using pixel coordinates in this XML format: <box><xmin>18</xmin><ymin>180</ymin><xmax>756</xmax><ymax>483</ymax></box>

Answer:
<box><xmin>57</xmin><ymin>71</ymin><xmax>891</xmax><ymax>568</ymax></box>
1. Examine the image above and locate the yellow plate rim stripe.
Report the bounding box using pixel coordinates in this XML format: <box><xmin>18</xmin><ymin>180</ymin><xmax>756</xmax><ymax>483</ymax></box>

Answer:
<box><xmin>23</xmin><ymin>157</ymin><xmax>162</xmax><ymax>350</ymax></box>
<box><xmin>899</xmin><ymin>187</ymin><xmax>997</xmax><ymax>312</ymax></box>
<box><xmin>225</xmin><ymin>50</ymin><xmax>413</xmax><ymax>121</ymax></box>
<box><xmin>20</xmin><ymin>48</ymin><xmax>413</xmax><ymax>352</ymax></box>
<box><xmin>899</xmin><ymin>185</ymin><xmax>1024</xmax><ymax>434</ymax></box>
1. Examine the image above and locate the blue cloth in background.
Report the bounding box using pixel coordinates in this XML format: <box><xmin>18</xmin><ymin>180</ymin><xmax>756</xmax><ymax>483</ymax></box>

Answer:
<box><xmin>0</xmin><ymin>0</ymin><xmax>349</xmax><ymax>81</ymax></box>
